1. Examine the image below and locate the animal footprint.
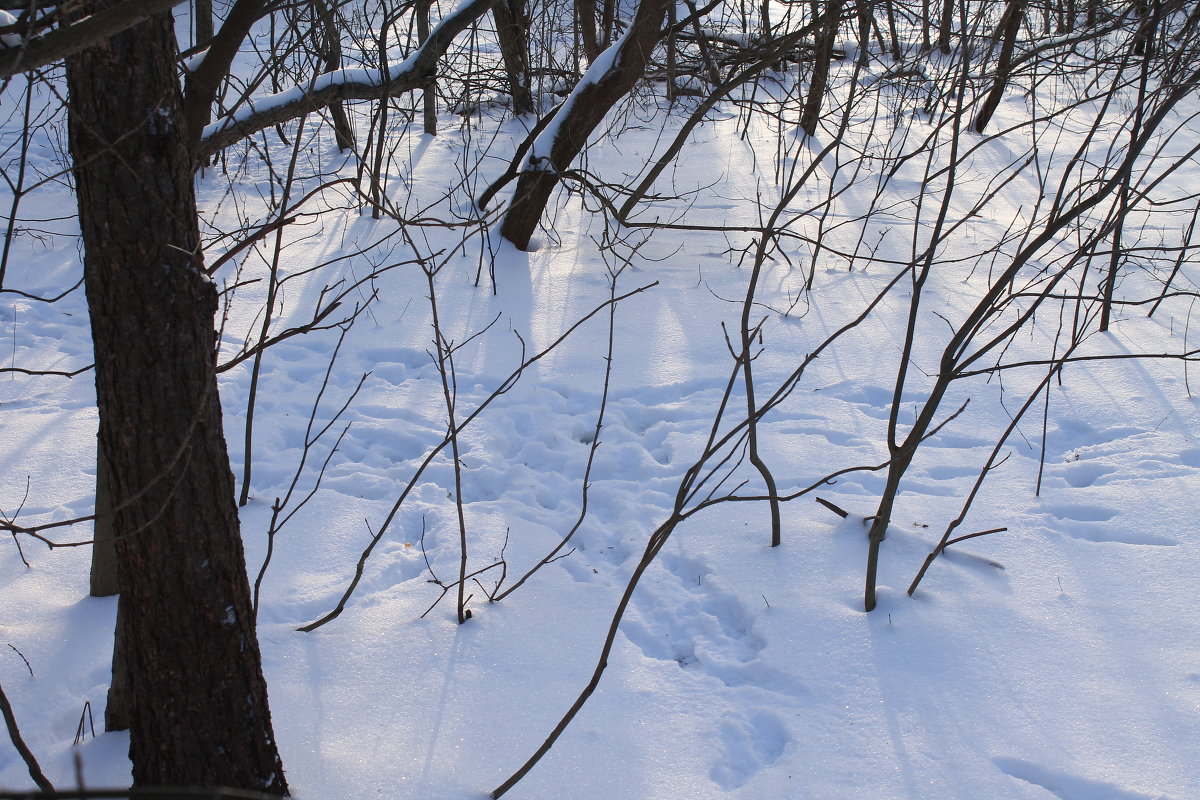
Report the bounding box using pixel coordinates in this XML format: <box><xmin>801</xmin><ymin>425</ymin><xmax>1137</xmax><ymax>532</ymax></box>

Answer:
<box><xmin>993</xmin><ymin>757</ymin><xmax>1172</xmax><ymax>800</ymax></box>
<box><xmin>710</xmin><ymin>711</ymin><xmax>790</xmax><ymax>789</ymax></box>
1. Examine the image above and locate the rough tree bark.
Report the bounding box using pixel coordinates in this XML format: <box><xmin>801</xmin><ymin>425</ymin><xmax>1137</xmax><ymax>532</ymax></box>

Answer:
<box><xmin>575</xmin><ymin>0</ymin><xmax>601</xmax><ymax>61</ymax></box>
<box><xmin>937</xmin><ymin>0</ymin><xmax>954</xmax><ymax>53</ymax></box>
<box><xmin>183</xmin><ymin>0</ymin><xmax>270</xmax><ymax>150</ymax></box>
<box><xmin>195</xmin><ymin>0</ymin><xmax>213</xmax><ymax>45</ymax></box>
<box><xmin>0</xmin><ymin>0</ymin><xmax>190</xmax><ymax>77</ymax></box>
<box><xmin>64</xmin><ymin>3</ymin><xmax>288</xmax><ymax>793</ymax></box>
<box><xmin>499</xmin><ymin>0</ymin><xmax>671</xmax><ymax>249</ymax></box>
<box><xmin>417</xmin><ymin>0</ymin><xmax>438</xmax><ymax>134</ymax></box>
<box><xmin>493</xmin><ymin>0</ymin><xmax>534</xmax><ymax>114</ymax></box>
<box><xmin>315</xmin><ymin>0</ymin><xmax>356</xmax><ymax>149</ymax></box>
<box><xmin>90</xmin><ymin>444</ymin><xmax>127</xmax><ymax>733</ymax></box>
<box><xmin>90</xmin><ymin>450</ymin><xmax>118</xmax><ymax>598</ymax></box>
<box><xmin>972</xmin><ymin>0</ymin><xmax>1025</xmax><ymax>133</ymax></box>
<box><xmin>799</xmin><ymin>0</ymin><xmax>844</xmax><ymax>137</ymax></box>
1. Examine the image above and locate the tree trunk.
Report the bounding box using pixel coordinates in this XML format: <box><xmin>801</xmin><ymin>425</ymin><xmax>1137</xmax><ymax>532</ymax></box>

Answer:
<box><xmin>864</xmin><ymin>461</ymin><xmax>906</xmax><ymax>612</ymax></box>
<box><xmin>195</xmin><ymin>0</ymin><xmax>213</xmax><ymax>46</ymax></box>
<box><xmin>1058</xmin><ymin>0</ymin><xmax>1072</xmax><ymax>34</ymax></box>
<box><xmin>315</xmin><ymin>0</ymin><xmax>355</xmax><ymax>149</ymax></box>
<box><xmin>575</xmin><ymin>0</ymin><xmax>601</xmax><ymax>61</ymax></box>
<box><xmin>92</xmin><ymin>439</ymin><xmax>129</xmax><ymax>732</ymax></box>
<box><xmin>64</xmin><ymin>5</ymin><xmax>288</xmax><ymax>794</ymax></box>
<box><xmin>799</xmin><ymin>0</ymin><xmax>843</xmax><ymax>137</ymax></box>
<box><xmin>493</xmin><ymin>0</ymin><xmax>535</xmax><ymax>114</ymax></box>
<box><xmin>90</xmin><ymin>443</ymin><xmax>119</xmax><ymax>598</ymax></box>
<box><xmin>600</xmin><ymin>0</ymin><xmax>617</xmax><ymax>48</ymax></box>
<box><xmin>972</xmin><ymin>0</ymin><xmax>1024</xmax><ymax>133</ymax></box>
<box><xmin>104</xmin><ymin>598</ymin><xmax>130</xmax><ymax>732</ymax></box>
<box><xmin>883</xmin><ymin>0</ymin><xmax>900</xmax><ymax>59</ymax></box>
<box><xmin>1133</xmin><ymin>0</ymin><xmax>1160</xmax><ymax>57</ymax></box>
<box><xmin>665</xmin><ymin>0</ymin><xmax>677</xmax><ymax>104</ymax></box>
<box><xmin>416</xmin><ymin>0</ymin><xmax>438</xmax><ymax>134</ymax></box>
<box><xmin>499</xmin><ymin>0</ymin><xmax>671</xmax><ymax>249</ymax></box>
<box><xmin>919</xmin><ymin>0</ymin><xmax>931</xmax><ymax>51</ymax></box>
<box><xmin>937</xmin><ymin>0</ymin><xmax>954</xmax><ymax>53</ymax></box>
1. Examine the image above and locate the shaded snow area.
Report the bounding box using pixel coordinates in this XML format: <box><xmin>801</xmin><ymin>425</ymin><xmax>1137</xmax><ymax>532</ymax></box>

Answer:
<box><xmin>2</xmin><ymin>16</ymin><xmax>1199</xmax><ymax>800</ymax></box>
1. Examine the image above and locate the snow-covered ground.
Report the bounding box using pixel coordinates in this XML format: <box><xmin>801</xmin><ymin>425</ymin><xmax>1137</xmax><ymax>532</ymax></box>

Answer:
<box><xmin>1</xmin><ymin>11</ymin><xmax>1198</xmax><ymax>800</ymax></box>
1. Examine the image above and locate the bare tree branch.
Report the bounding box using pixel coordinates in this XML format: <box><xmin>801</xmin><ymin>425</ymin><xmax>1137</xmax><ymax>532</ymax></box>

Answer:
<box><xmin>0</xmin><ymin>0</ymin><xmax>187</xmax><ymax>78</ymax></box>
<box><xmin>0</xmin><ymin>677</ymin><xmax>54</xmax><ymax>791</ymax></box>
<box><xmin>196</xmin><ymin>0</ymin><xmax>502</xmax><ymax>159</ymax></box>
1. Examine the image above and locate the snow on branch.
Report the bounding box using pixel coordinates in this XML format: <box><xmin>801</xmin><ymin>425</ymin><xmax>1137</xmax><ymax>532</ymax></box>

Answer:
<box><xmin>197</xmin><ymin>0</ymin><xmax>500</xmax><ymax>159</ymax></box>
<box><xmin>0</xmin><ymin>0</ymin><xmax>188</xmax><ymax>78</ymax></box>
<box><xmin>526</xmin><ymin>32</ymin><xmax>626</xmax><ymax>168</ymax></box>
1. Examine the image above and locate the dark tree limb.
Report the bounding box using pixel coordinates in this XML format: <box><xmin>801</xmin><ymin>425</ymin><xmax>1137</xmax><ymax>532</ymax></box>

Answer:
<box><xmin>182</xmin><ymin>0</ymin><xmax>270</xmax><ymax>149</ymax></box>
<box><xmin>492</xmin><ymin>0</ymin><xmax>534</xmax><ymax>114</ymax></box>
<box><xmin>815</xmin><ymin>496</ymin><xmax>849</xmax><ymax>518</ymax></box>
<box><xmin>499</xmin><ymin>0</ymin><xmax>673</xmax><ymax>249</ymax></box>
<box><xmin>972</xmin><ymin>0</ymin><xmax>1025</xmax><ymax>134</ymax></box>
<box><xmin>0</xmin><ymin>677</ymin><xmax>54</xmax><ymax>791</ymax></box>
<box><xmin>196</xmin><ymin>0</ymin><xmax>502</xmax><ymax>160</ymax></box>
<box><xmin>0</xmin><ymin>0</ymin><xmax>187</xmax><ymax>77</ymax></box>
<box><xmin>64</xmin><ymin>0</ymin><xmax>288</xmax><ymax>788</ymax></box>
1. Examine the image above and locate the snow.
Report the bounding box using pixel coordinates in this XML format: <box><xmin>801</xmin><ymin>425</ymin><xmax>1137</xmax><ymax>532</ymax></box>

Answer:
<box><xmin>201</xmin><ymin>67</ymin><xmax>392</xmax><ymax>142</ymax></box>
<box><xmin>0</xmin><ymin>11</ymin><xmax>19</xmax><ymax>49</ymax></box>
<box><xmin>527</xmin><ymin>32</ymin><xmax>626</xmax><ymax>166</ymax></box>
<box><xmin>201</xmin><ymin>0</ymin><xmax>497</xmax><ymax>143</ymax></box>
<box><xmin>2</xmin><ymin>13</ymin><xmax>1200</xmax><ymax>800</ymax></box>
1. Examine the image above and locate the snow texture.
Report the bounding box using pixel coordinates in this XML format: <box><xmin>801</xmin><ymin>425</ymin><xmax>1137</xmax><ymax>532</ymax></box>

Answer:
<box><xmin>1</xmin><ymin>11</ymin><xmax>1198</xmax><ymax>800</ymax></box>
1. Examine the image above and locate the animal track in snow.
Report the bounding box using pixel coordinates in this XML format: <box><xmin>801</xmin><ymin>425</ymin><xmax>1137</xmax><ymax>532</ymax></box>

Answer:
<box><xmin>620</xmin><ymin>548</ymin><xmax>807</xmax><ymax>696</ymax></box>
<box><xmin>993</xmin><ymin>757</ymin><xmax>1174</xmax><ymax>800</ymax></box>
<box><xmin>774</xmin><ymin>423</ymin><xmax>869</xmax><ymax>448</ymax></box>
<box><xmin>1060</xmin><ymin>461</ymin><xmax>1117</xmax><ymax>488</ymax></box>
<box><xmin>659</xmin><ymin>550</ymin><xmax>762</xmax><ymax>659</ymax></box>
<box><xmin>1057</xmin><ymin>525</ymin><xmax>1178</xmax><ymax>547</ymax></box>
<box><xmin>629</xmin><ymin>555</ymin><xmax>751</xmax><ymax>659</ymax></box>
<box><xmin>812</xmin><ymin>380</ymin><xmax>893</xmax><ymax>420</ymax></box>
<box><xmin>710</xmin><ymin>710</ymin><xmax>790</xmax><ymax>790</ymax></box>
<box><xmin>621</xmin><ymin>551</ymin><xmax>762</xmax><ymax>676</ymax></box>
<box><xmin>925</xmin><ymin>463</ymin><xmax>978</xmax><ymax>481</ymax></box>
<box><xmin>1045</xmin><ymin>503</ymin><xmax>1118</xmax><ymax>522</ymax></box>
<box><xmin>1037</xmin><ymin>503</ymin><xmax>1177</xmax><ymax>546</ymax></box>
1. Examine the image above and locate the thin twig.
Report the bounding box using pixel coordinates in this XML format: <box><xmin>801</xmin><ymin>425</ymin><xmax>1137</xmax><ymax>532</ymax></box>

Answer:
<box><xmin>0</xmin><ymin>677</ymin><xmax>54</xmax><ymax>791</ymax></box>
